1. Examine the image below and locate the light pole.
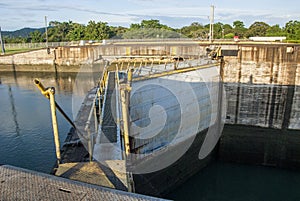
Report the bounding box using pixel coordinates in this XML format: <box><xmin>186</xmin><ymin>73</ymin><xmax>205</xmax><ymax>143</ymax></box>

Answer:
<box><xmin>209</xmin><ymin>5</ymin><xmax>215</xmax><ymax>43</ymax></box>
<box><xmin>222</xmin><ymin>26</ymin><xmax>225</xmax><ymax>39</ymax></box>
<box><xmin>45</xmin><ymin>16</ymin><xmax>48</xmax><ymax>48</ymax></box>
<box><xmin>0</xmin><ymin>26</ymin><xmax>5</xmax><ymax>55</ymax></box>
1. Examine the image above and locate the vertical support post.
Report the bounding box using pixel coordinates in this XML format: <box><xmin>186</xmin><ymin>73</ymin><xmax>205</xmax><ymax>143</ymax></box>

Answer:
<box><xmin>127</xmin><ymin>68</ymin><xmax>133</xmax><ymax>85</ymax></box>
<box><xmin>45</xmin><ymin>16</ymin><xmax>48</xmax><ymax>48</ymax></box>
<box><xmin>49</xmin><ymin>88</ymin><xmax>61</xmax><ymax>165</ymax></box>
<box><xmin>217</xmin><ymin>57</ymin><xmax>225</xmax><ymax>135</ymax></box>
<box><xmin>121</xmin><ymin>61</ymin><xmax>124</xmax><ymax>71</ymax></box>
<box><xmin>93</xmin><ymin>102</ymin><xmax>98</xmax><ymax>160</ymax></box>
<box><xmin>120</xmin><ymin>68</ymin><xmax>135</xmax><ymax>192</ymax></box>
<box><xmin>94</xmin><ymin>106</ymin><xmax>98</xmax><ymax>133</ymax></box>
<box><xmin>0</xmin><ymin>26</ymin><xmax>5</xmax><ymax>55</ymax></box>
<box><xmin>121</xmin><ymin>68</ymin><xmax>133</xmax><ymax>157</ymax></box>
<box><xmin>87</xmin><ymin>126</ymin><xmax>93</xmax><ymax>162</ymax></box>
<box><xmin>209</xmin><ymin>5</ymin><xmax>215</xmax><ymax>43</ymax></box>
<box><xmin>120</xmin><ymin>89</ymin><xmax>131</xmax><ymax>157</ymax></box>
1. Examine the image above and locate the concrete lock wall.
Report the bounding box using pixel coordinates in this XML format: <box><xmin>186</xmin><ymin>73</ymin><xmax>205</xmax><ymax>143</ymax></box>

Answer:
<box><xmin>220</xmin><ymin>44</ymin><xmax>300</xmax><ymax>169</ymax></box>
<box><xmin>223</xmin><ymin>45</ymin><xmax>300</xmax><ymax>130</ymax></box>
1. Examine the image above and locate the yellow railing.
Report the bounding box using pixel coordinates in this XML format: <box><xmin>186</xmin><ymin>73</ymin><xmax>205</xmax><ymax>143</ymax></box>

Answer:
<box><xmin>34</xmin><ymin>79</ymin><xmax>61</xmax><ymax>165</ymax></box>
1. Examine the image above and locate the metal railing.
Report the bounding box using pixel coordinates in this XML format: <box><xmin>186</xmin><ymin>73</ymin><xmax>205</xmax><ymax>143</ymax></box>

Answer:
<box><xmin>84</xmin><ymin>89</ymin><xmax>99</xmax><ymax>162</ymax></box>
<box><xmin>4</xmin><ymin>42</ymin><xmax>74</xmax><ymax>49</ymax></box>
<box><xmin>84</xmin><ymin>60</ymin><xmax>110</xmax><ymax>161</ymax></box>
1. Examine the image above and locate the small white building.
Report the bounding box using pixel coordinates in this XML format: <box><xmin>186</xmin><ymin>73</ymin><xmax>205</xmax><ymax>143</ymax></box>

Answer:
<box><xmin>249</xmin><ymin>36</ymin><xmax>286</xmax><ymax>42</ymax></box>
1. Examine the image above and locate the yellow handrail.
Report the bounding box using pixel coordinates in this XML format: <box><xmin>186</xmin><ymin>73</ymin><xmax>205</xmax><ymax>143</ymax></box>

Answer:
<box><xmin>34</xmin><ymin>79</ymin><xmax>61</xmax><ymax>165</ymax></box>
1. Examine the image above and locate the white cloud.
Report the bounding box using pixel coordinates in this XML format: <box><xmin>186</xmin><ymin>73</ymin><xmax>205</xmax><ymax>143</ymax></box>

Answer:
<box><xmin>1</xmin><ymin>0</ymin><xmax>300</xmax><ymax>30</ymax></box>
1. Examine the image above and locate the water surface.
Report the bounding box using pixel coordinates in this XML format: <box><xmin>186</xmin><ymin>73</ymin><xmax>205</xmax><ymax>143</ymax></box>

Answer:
<box><xmin>167</xmin><ymin>161</ymin><xmax>300</xmax><ymax>201</ymax></box>
<box><xmin>0</xmin><ymin>71</ymin><xmax>75</xmax><ymax>172</ymax></box>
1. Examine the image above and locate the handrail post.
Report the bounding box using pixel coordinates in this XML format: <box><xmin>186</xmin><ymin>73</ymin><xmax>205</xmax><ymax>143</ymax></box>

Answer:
<box><xmin>49</xmin><ymin>88</ymin><xmax>61</xmax><ymax>165</ymax></box>
<box><xmin>120</xmin><ymin>87</ymin><xmax>131</xmax><ymax>157</ymax></box>
<box><xmin>34</xmin><ymin>79</ymin><xmax>61</xmax><ymax>165</ymax></box>
<box><xmin>120</xmin><ymin>68</ymin><xmax>135</xmax><ymax>192</ymax></box>
<box><xmin>85</xmin><ymin>123</ymin><xmax>93</xmax><ymax>162</ymax></box>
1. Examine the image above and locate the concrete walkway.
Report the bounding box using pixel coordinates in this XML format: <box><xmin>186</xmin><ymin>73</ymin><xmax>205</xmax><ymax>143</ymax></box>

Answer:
<box><xmin>0</xmin><ymin>165</ymin><xmax>170</xmax><ymax>201</ymax></box>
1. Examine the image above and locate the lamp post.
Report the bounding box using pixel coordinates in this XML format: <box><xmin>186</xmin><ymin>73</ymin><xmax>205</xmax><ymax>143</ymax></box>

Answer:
<box><xmin>0</xmin><ymin>26</ymin><xmax>5</xmax><ymax>55</ymax></box>
<box><xmin>45</xmin><ymin>16</ymin><xmax>48</xmax><ymax>48</ymax></box>
<box><xmin>222</xmin><ymin>27</ymin><xmax>225</xmax><ymax>39</ymax></box>
<box><xmin>209</xmin><ymin>5</ymin><xmax>215</xmax><ymax>43</ymax></box>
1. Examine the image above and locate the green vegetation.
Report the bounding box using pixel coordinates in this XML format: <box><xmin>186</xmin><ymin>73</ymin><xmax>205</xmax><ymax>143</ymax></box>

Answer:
<box><xmin>3</xmin><ymin>19</ymin><xmax>300</xmax><ymax>43</ymax></box>
<box><xmin>1</xmin><ymin>48</ymin><xmax>42</xmax><ymax>55</ymax></box>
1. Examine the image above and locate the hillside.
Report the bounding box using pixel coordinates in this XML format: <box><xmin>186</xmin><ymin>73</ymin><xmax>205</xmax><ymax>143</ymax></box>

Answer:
<box><xmin>2</xmin><ymin>28</ymin><xmax>45</xmax><ymax>38</ymax></box>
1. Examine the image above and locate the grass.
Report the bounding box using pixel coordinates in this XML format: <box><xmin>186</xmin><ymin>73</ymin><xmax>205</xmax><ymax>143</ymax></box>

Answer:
<box><xmin>0</xmin><ymin>48</ymin><xmax>43</xmax><ymax>56</ymax></box>
<box><xmin>285</xmin><ymin>40</ymin><xmax>300</xmax><ymax>44</ymax></box>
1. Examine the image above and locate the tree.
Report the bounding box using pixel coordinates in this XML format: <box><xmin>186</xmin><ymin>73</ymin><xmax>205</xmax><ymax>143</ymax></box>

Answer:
<box><xmin>84</xmin><ymin>21</ymin><xmax>112</xmax><ymax>40</ymax></box>
<box><xmin>47</xmin><ymin>21</ymin><xmax>73</xmax><ymax>42</ymax></box>
<box><xmin>246</xmin><ymin>21</ymin><xmax>270</xmax><ymax>37</ymax></box>
<box><xmin>122</xmin><ymin>28</ymin><xmax>180</xmax><ymax>39</ymax></box>
<box><xmin>284</xmin><ymin>20</ymin><xmax>300</xmax><ymax>40</ymax></box>
<box><xmin>180</xmin><ymin>22</ymin><xmax>207</xmax><ymax>38</ymax></box>
<box><xmin>130</xmin><ymin>23</ymin><xmax>141</xmax><ymax>30</ymax></box>
<box><xmin>233</xmin><ymin>20</ymin><xmax>246</xmax><ymax>38</ymax></box>
<box><xmin>5</xmin><ymin>19</ymin><xmax>300</xmax><ymax>43</ymax></box>
<box><xmin>129</xmin><ymin>20</ymin><xmax>173</xmax><ymax>31</ymax></box>
<box><xmin>110</xmin><ymin>26</ymin><xmax>128</xmax><ymax>39</ymax></box>
<box><xmin>141</xmin><ymin>19</ymin><xmax>161</xmax><ymax>29</ymax></box>
<box><xmin>233</xmin><ymin>20</ymin><xmax>245</xmax><ymax>29</ymax></box>
<box><xmin>4</xmin><ymin>36</ymin><xmax>27</xmax><ymax>43</ymax></box>
<box><xmin>266</xmin><ymin>25</ymin><xmax>285</xmax><ymax>37</ymax></box>
<box><xmin>29</xmin><ymin>30</ymin><xmax>43</xmax><ymax>42</ymax></box>
<box><xmin>214</xmin><ymin>22</ymin><xmax>224</xmax><ymax>39</ymax></box>
<box><xmin>222</xmin><ymin>24</ymin><xmax>234</xmax><ymax>37</ymax></box>
<box><xmin>124</xmin><ymin>19</ymin><xmax>177</xmax><ymax>39</ymax></box>
<box><xmin>224</xmin><ymin>33</ymin><xmax>235</xmax><ymax>39</ymax></box>
<box><xmin>67</xmin><ymin>23</ymin><xmax>85</xmax><ymax>41</ymax></box>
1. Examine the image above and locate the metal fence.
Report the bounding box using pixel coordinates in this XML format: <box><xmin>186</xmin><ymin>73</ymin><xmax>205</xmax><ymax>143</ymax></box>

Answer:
<box><xmin>4</xmin><ymin>42</ymin><xmax>73</xmax><ymax>49</ymax></box>
<box><xmin>3</xmin><ymin>38</ymin><xmax>252</xmax><ymax>50</ymax></box>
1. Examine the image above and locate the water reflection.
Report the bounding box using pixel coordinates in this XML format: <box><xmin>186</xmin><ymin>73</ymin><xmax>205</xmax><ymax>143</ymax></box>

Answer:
<box><xmin>0</xmin><ymin>61</ymin><xmax>106</xmax><ymax>172</ymax></box>
<box><xmin>0</xmin><ymin>71</ymin><xmax>77</xmax><ymax>93</ymax></box>
<box><xmin>0</xmin><ymin>71</ymin><xmax>77</xmax><ymax>173</ymax></box>
<box><xmin>7</xmin><ymin>85</ymin><xmax>20</xmax><ymax>136</ymax></box>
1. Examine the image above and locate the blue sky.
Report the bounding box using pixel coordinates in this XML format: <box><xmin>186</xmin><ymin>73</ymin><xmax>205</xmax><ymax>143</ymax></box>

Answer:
<box><xmin>1</xmin><ymin>0</ymin><xmax>300</xmax><ymax>31</ymax></box>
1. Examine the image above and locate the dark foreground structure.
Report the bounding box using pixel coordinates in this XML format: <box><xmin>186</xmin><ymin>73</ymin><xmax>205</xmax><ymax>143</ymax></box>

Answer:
<box><xmin>0</xmin><ymin>165</ymin><xmax>169</xmax><ymax>200</ymax></box>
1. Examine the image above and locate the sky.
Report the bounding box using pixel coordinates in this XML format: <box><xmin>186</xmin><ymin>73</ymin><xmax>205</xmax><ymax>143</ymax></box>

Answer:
<box><xmin>1</xmin><ymin>0</ymin><xmax>300</xmax><ymax>31</ymax></box>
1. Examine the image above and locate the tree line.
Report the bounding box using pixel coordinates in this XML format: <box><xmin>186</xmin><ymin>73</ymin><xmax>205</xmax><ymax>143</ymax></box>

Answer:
<box><xmin>3</xmin><ymin>19</ymin><xmax>300</xmax><ymax>43</ymax></box>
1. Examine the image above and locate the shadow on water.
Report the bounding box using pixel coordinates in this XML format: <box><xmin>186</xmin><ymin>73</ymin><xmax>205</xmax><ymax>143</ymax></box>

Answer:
<box><xmin>7</xmin><ymin>85</ymin><xmax>20</xmax><ymax>136</ymax></box>
<box><xmin>11</xmin><ymin>56</ymin><xmax>19</xmax><ymax>86</ymax></box>
<box><xmin>165</xmin><ymin>160</ymin><xmax>300</xmax><ymax>201</ymax></box>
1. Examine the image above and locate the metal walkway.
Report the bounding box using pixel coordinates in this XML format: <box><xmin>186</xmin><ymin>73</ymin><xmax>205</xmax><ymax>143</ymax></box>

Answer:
<box><xmin>101</xmin><ymin>72</ymin><xmax>117</xmax><ymax>143</ymax></box>
<box><xmin>93</xmin><ymin>71</ymin><xmax>123</xmax><ymax>162</ymax></box>
<box><xmin>0</xmin><ymin>165</ymin><xmax>169</xmax><ymax>201</ymax></box>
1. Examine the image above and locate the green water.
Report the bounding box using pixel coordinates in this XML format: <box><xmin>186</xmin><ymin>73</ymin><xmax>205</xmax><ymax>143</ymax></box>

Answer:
<box><xmin>166</xmin><ymin>161</ymin><xmax>300</xmax><ymax>201</ymax></box>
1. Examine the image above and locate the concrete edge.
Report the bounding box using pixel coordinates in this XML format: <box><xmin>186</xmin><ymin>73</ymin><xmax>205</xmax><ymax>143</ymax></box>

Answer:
<box><xmin>1</xmin><ymin>165</ymin><xmax>171</xmax><ymax>201</ymax></box>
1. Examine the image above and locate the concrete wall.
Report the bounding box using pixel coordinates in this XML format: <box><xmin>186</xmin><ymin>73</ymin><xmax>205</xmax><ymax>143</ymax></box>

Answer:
<box><xmin>223</xmin><ymin>44</ymin><xmax>300</xmax><ymax>130</ymax></box>
<box><xmin>0</xmin><ymin>49</ymin><xmax>54</xmax><ymax>66</ymax></box>
<box><xmin>130</xmin><ymin>64</ymin><xmax>220</xmax><ymax>156</ymax></box>
<box><xmin>54</xmin><ymin>44</ymin><xmax>207</xmax><ymax>65</ymax></box>
<box><xmin>220</xmin><ymin>45</ymin><xmax>300</xmax><ymax>170</ymax></box>
<box><xmin>133</xmin><ymin>128</ymin><xmax>217</xmax><ymax>196</ymax></box>
<box><xmin>219</xmin><ymin>124</ymin><xmax>300</xmax><ymax>169</ymax></box>
<box><xmin>0</xmin><ymin>46</ymin><xmax>101</xmax><ymax>68</ymax></box>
